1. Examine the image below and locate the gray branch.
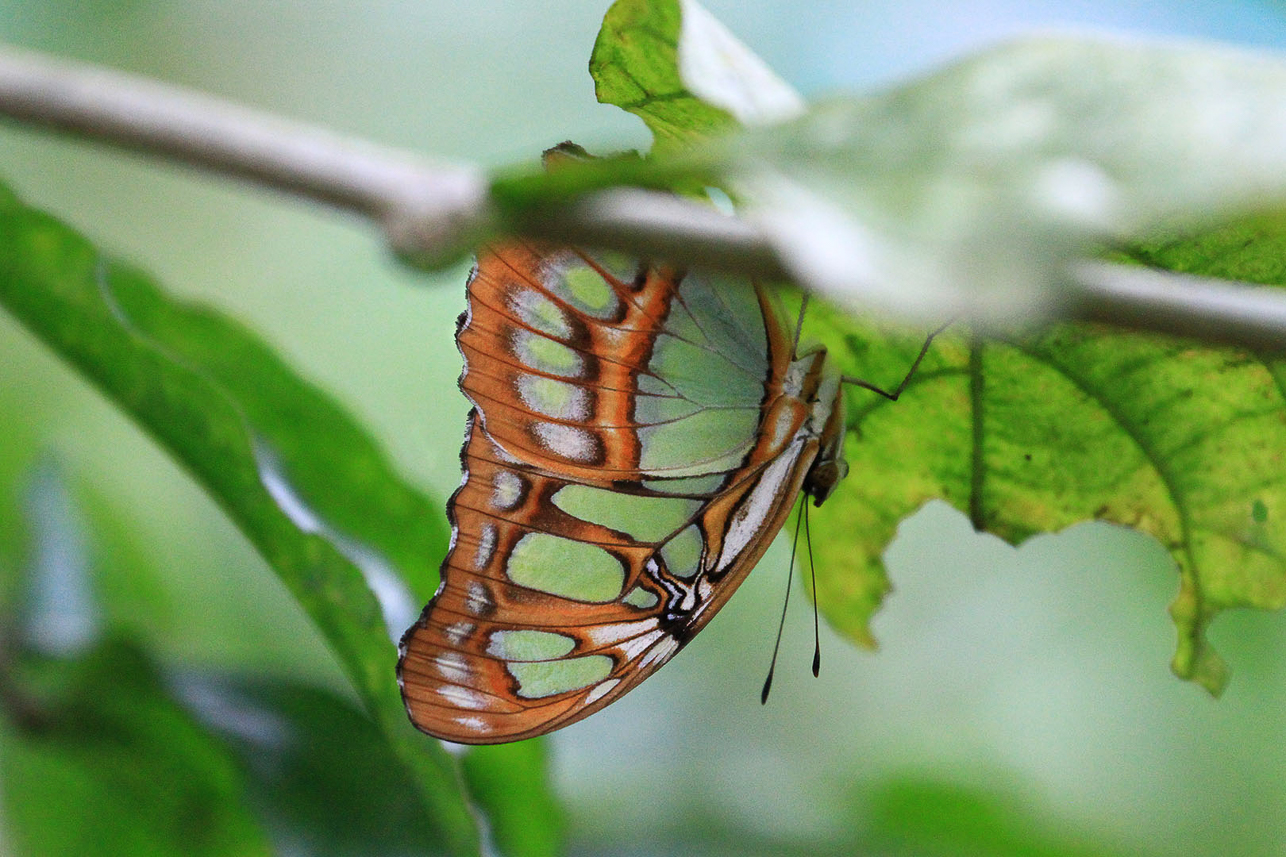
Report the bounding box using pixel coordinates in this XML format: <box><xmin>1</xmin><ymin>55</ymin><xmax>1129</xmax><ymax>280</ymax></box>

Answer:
<box><xmin>2</xmin><ymin>44</ymin><xmax>1286</xmax><ymax>351</ymax></box>
<box><xmin>0</xmin><ymin>44</ymin><xmax>489</xmax><ymax>262</ymax></box>
<box><xmin>1068</xmin><ymin>261</ymin><xmax>1286</xmax><ymax>351</ymax></box>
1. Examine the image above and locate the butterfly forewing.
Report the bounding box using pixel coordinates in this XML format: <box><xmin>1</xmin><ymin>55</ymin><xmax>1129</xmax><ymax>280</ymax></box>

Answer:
<box><xmin>398</xmin><ymin>242</ymin><xmax>840</xmax><ymax>743</ymax></box>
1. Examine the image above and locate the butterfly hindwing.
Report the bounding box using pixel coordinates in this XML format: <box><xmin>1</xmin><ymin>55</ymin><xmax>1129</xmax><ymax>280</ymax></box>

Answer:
<box><xmin>398</xmin><ymin>242</ymin><xmax>841</xmax><ymax>743</ymax></box>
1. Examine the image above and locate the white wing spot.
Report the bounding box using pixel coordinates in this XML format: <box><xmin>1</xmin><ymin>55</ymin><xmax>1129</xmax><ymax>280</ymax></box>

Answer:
<box><xmin>533</xmin><ymin>422</ymin><xmax>598</xmax><ymax>462</ymax></box>
<box><xmin>585</xmin><ymin>679</ymin><xmax>620</xmax><ymax>705</ymax></box>
<box><xmin>474</xmin><ymin>524</ymin><xmax>497</xmax><ymax>569</ymax></box>
<box><xmin>434</xmin><ymin>651</ymin><xmax>470</xmax><ymax>682</ymax></box>
<box><xmin>492</xmin><ymin>471</ymin><xmax>524</xmax><ymax>510</ymax></box>
<box><xmin>444</xmin><ymin>621</ymin><xmax>476</xmax><ymax>646</ymax></box>
<box><xmin>455</xmin><ymin>715</ymin><xmax>488</xmax><ymax>731</ymax></box>
<box><xmin>639</xmin><ymin>635</ymin><xmax>680</xmax><ymax>670</ymax></box>
<box><xmin>717</xmin><ymin>446</ymin><xmax>802</xmax><ymax>570</ymax></box>
<box><xmin>619</xmin><ymin>630</ymin><xmax>663</xmax><ymax>661</ymax></box>
<box><xmin>583</xmin><ymin>620</ymin><xmax>659</xmax><ymax>648</ymax></box>
<box><xmin>438</xmin><ymin>685</ymin><xmax>487</xmax><ymax>710</ymax></box>
<box><xmin>466</xmin><ymin>581</ymin><xmax>492</xmax><ymax>615</ymax></box>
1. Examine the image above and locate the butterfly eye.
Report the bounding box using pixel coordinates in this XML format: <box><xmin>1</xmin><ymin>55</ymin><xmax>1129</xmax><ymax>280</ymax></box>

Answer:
<box><xmin>805</xmin><ymin>459</ymin><xmax>845</xmax><ymax>506</ymax></box>
<box><xmin>397</xmin><ymin>245</ymin><xmax>849</xmax><ymax>743</ymax></box>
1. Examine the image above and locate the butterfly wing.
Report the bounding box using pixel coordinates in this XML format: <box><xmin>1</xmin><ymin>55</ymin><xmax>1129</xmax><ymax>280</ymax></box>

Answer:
<box><xmin>397</xmin><ymin>243</ymin><xmax>835</xmax><ymax>743</ymax></box>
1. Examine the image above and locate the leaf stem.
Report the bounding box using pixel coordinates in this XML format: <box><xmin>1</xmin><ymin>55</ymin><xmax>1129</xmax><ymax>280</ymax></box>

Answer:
<box><xmin>3</xmin><ymin>45</ymin><xmax>1286</xmax><ymax>352</ymax></box>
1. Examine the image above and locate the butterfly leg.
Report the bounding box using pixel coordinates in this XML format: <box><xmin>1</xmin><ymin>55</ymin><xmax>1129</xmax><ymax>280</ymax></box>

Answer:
<box><xmin>841</xmin><ymin>319</ymin><xmax>953</xmax><ymax>400</ymax></box>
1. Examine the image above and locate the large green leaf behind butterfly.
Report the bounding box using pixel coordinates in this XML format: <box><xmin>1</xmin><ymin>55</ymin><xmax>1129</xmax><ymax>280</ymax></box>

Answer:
<box><xmin>397</xmin><ymin>242</ymin><xmax>846</xmax><ymax>743</ymax></box>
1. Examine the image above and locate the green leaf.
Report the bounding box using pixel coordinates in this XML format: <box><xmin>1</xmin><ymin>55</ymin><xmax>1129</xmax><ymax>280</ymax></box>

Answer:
<box><xmin>590</xmin><ymin>0</ymin><xmax>801</xmax><ymax>152</ymax></box>
<box><xmin>490</xmin><ymin>1</ymin><xmax>795</xmax><ymax>231</ymax></box>
<box><xmin>591</xmin><ymin>25</ymin><xmax>1286</xmax><ymax>325</ymax></box>
<box><xmin>70</xmin><ymin>474</ymin><xmax>180</xmax><ymax>644</ymax></box>
<box><xmin>1119</xmin><ymin>211</ymin><xmax>1286</xmax><ymax>288</ymax></box>
<box><xmin>861</xmin><ymin>777</ymin><xmax>1136</xmax><ymax>857</ymax></box>
<box><xmin>802</xmin><ymin>211</ymin><xmax>1286</xmax><ymax>694</ymax></box>
<box><xmin>0</xmin><ymin>389</ymin><xmax>42</xmax><ymax>609</ymax></box>
<box><xmin>463</xmin><ymin>743</ymin><xmax>565</xmax><ymax>857</ymax></box>
<box><xmin>708</xmin><ymin>37</ymin><xmax>1286</xmax><ymax>323</ymax></box>
<box><xmin>2</xmin><ymin>637</ymin><xmax>271</xmax><ymax>857</ymax></box>
<box><xmin>0</xmin><ymin>183</ymin><xmax>484</xmax><ymax>853</ymax></box>
<box><xmin>104</xmin><ymin>257</ymin><xmax>449</xmax><ymax>611</ymax></box>
<box><xmin>180</xmin><ymin>675</ymin><xmax>455</xmax><ymax>857</ymax></box>
<box><xmin>6</xmin><ymin>461</ymin><xmax>444</xmax><ymax>855</ymax></box>
<box><xmin>587</xmin><ymin>11</ymin><xmax>1286</xmax><ymax>694</ymax></box>
<box><xmin>807</xmin><ymin>299</ymin><xmax>1286</xmax><ymax>695</ymax></box>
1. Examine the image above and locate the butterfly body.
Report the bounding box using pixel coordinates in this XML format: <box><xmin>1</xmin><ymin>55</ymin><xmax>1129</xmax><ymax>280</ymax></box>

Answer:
<box><xmin>397</xmin><ymin>243</ymin><xmax>846</xmax><ymax>743</ymax></box>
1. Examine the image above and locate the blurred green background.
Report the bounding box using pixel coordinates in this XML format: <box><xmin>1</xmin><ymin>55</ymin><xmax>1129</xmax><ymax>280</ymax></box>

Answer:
<box><xmin>3</xmin><ymin>1</ymin><xmax>1286</xmax><ymax>854</ymax></box>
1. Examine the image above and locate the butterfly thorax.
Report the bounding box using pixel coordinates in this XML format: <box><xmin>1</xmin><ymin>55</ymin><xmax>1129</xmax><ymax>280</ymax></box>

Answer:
<box><xmin>788</xmin><ymin>347</ymin><xmax>848</xmax><ymax>507</ymax></box>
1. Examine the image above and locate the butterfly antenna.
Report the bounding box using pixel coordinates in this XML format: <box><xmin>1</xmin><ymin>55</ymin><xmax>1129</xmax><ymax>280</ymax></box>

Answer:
<box><xmin>763</xmin><ymin>501</ymin><xmax>806</xmax><ymax>704</ymax></box>
<box><xmin>805</xmin><ymin>501</ymin><xmax>821</xmax><ymax>677</ymax></box>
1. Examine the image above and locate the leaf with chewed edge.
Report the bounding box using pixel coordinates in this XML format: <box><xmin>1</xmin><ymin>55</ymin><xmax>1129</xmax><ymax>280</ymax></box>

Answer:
<box><xmin>812</xmin><ymin>300</ymin><xmax>1286</xmax><ymax>694</ymax></box>
<box><xmin>589</xmin><ymin>2</ymin><xmax>1286</xmax><ymax>693</ymax></box>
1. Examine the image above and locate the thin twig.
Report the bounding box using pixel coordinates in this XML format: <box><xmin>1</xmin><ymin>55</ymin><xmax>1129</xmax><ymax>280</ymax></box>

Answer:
<box><xmin>4</xmin><ymin>44</ymin><xmax>1286</xmax><ymax>353</ymax></box>
<box><xmin>0</xmin><ymin>44</ymin><xmax>489</xmax><ymax>262</ymax></box>
<box><xmin>1067</xmin><ymin>261</ymin><xmax>1286</xmax><ymax>351</ymax></box>
<box><xmin>516</xmin><ymin>187</ymin><xmax>790</xmax><ymax>279</ymax></box>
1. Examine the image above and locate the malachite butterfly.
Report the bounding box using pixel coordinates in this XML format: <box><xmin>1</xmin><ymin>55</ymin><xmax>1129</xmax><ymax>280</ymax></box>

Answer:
<box><xmin>396</xmin><ymin>241</ymin><xmax>848</xmax><ymax>744</ymax></box>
